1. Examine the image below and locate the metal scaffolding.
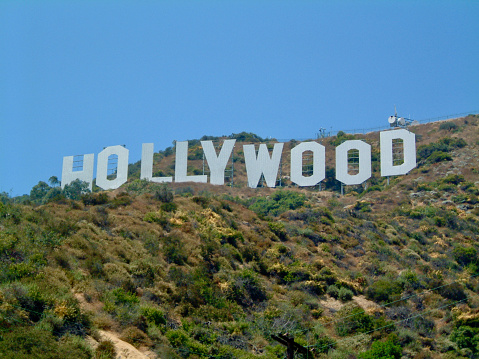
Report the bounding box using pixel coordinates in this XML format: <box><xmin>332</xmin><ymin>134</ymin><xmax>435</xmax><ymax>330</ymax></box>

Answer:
<box><xmin>107</xmin><ymin>154</ymin><xmax>118</xmax><ymax>180</ymax></box>
<box><xmin>72</xmin><ymin>155</ymin><xmax>84</xmax><ymax>172</ymax></box>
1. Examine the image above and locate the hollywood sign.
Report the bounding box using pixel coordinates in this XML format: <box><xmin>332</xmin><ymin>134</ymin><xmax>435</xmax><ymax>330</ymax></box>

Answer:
<box><xmin>61</xmin><ymin>129</ymin><xmax>416</xmax><ymax>191</ymax></box>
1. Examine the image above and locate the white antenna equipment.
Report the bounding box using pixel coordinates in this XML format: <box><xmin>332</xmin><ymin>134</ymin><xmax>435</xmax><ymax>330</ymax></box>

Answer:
<box><xmin>387</xmin><ymin>107</ymin><xmax>415</xmax><ymax>128</ymax></box>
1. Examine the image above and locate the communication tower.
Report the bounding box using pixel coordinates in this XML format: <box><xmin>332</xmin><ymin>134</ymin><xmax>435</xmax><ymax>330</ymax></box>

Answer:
<box><xmin>388</xmin><ymin>107</ymin><xmax>419</xmax><ymax>128</ymax></box>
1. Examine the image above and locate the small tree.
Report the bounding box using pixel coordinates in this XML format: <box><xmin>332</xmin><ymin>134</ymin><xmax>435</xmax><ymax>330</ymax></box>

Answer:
<box><xmin>30</xmin><ymin>181</ymin><xmax>51</xmax><ymax>203</ymax></box>
<box><xmin>48</xmin><ymin>176</ymin><xmax>60</xmax><ymax>187</ymax></box>
<box><xmin>62</xmin><ymin>179</ymin><xmax>90</xmax><ymax>200</ymax></box>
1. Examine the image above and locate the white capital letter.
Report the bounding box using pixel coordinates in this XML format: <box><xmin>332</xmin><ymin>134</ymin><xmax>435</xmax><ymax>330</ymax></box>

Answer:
<box><xmin>290</xmin><ymin>142</ymin><xmax>325</xmax><ymax>187</ymax></box>
<box><xmin>96</xmin><ymin>145</ymin><xmax>129</xmax><ymax>190</ymax></box>
<box><xmin>175</xmin><ymin>141</ymin><xmax>207</xmax><ymax>183</ymax></box>
<box><xmin>61</xmin><ymin>154</ymin><xmax>94</xmax><ymax>191</ymax></box>
<box><xmin>336</xmin><ymin>140</ymin><xmax>371</xmax><ymax>185</ymax></box>
<box><xmin>380</xmin><ymin>129</ymin><xmax>416</xmax><ymax>177</ymax></box>
<box><xmin>244</xmin><ymin>143</ymin><xmax>284</xmax><ymax>188</ymax></box>
<box><xmin>141</xmin><ymin>143</ymin><xmax>173</xmax><ymax>183</ymax></box>
<box><xmin>201</xmin><ymin>139</ymin><xmax>235</xmax><ymax>185</ymax></box>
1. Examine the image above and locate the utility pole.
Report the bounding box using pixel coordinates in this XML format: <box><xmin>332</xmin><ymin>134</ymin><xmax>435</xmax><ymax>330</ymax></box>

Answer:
<box><xmin>271</xmin><ymin>334</ymin><xmax>312</xmax><ymax>359</ymax></box>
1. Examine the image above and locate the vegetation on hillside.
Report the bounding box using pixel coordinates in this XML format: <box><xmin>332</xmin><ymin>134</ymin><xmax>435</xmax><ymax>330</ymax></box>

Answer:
<box><xmin>1</xmin><ymin>115</ymin><xmax>479</xmax><ymax>358</ymax></box>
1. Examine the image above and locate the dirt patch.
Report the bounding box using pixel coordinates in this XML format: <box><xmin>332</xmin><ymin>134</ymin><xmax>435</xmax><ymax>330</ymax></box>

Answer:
<box><xmin>88</xmin><ymin>330</ymin><xmax>157</xmax><ymax>359</ymax></box>
<box><xmin>320</xmin><ymin>295</ymin><xmax>380</xmax><ymax>317</ymax></box>
<box><xmin>353</xmin><ymin>295</ymin><xmax>380</xmax><ymax>312</ymax></box>
<box><xmin>74</xmin><ymin>292</ymin><xmax>156</xmax><ymax>359</ymax></box>
<box><xmin>320</xmin><ymin>296</ymin><xmax>344</xmax><ymax>315</ymax></box>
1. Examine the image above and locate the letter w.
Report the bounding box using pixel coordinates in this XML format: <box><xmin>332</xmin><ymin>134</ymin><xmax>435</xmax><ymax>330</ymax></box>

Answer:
<box><xmin>243</xmin><ymin>143</ymin><xmax>284</xmax><ymax>188</ymax></box>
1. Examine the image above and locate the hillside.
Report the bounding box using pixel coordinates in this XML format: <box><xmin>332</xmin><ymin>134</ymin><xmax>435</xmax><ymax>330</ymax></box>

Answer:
<box><xmin>1</xmin><ymin>115</ymin><xmax>479</xmax><ymax>359</ymax></box>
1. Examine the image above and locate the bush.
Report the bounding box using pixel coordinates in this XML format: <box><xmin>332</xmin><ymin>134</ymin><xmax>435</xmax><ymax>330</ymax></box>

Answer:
<box><xmin>358</xmin><ymin>339</ymin><xmax>402</xmax><ymax>359</ymax></box>
<box><xmin>111</xmin><ymin>288</ymin><xmax>139</xmax><ymax>305</ymax></box>
<box><xmin>140</xmin><ymin>306</ymin><xmax>166</xmax><ymax>326</ymax></box>
<box><xmin>0</xmin><ymin>326</ymin><xmax>92</xmax><ymax>359</ymax></box>
<box><xmin>268</xmin><ymin>221</ymin><xmax>287</xmax><ymax>241</ymax></box>
<box><xmin>95</xmin><ymin>339</ymin><xmax>116</xmax><ymax>359</ymax></box>
<box><xmin>427</xmin><ymin>151</ymin><xmax>452</xmax><ymax>163</ymax></box>
<box><xmin>453</xmin><ymin>246</ymin><xmax>478</xmax><ymax>267</ymax></box>
<box><xmin>439</xmin><ymin>282</ymin><xmax>467</xmax><ymax>301</ymax></box>
<box><xmin>338</xmin><ymin>287</ymin><xmax>354</xmax><ymax>302</ymax></box>
<box><xmin>366</xmin><ymin>279</ymin><xmax>402</xmax><ymax>303</ymax></box>
<box><xmin>154</xmin><ymin>184</ymin><xmax>174</xmax><ymax>203</ymax></box>
<box><xmin>162</xmin><ymin>236</ymin><xmax>187</xmax><ymax>265</ymax></box>
<box><xmin>327</xmin><ymin>285</ymin><xmax>340</xmax><ymax>299</ymax></box>
<box><xmin>313</xmin><ymin>334</ymin><xmax>336</xmax><ymax>353</ymax></box>
<box><xmin>166</xmin><ymin>329</ymin><xmax>189</xmax><ymax>348</ymax></box>
<box><xmin>248</xmin><ymin>190</ymin><xmax>306</xmax><ymax>216</ymax></box>
<box><xmin>228</xmin><ymin>270</ymin><xmax>267</xmax><ymax>306</ymax></box>
<box><xmin>450</xmin><ymin>326</ymin><xmax>479</xmax><ymax>353</ymax></box>
<box><xmin>417</xmin><ymin>137</ymin><xmax>466</xmax><ymax>161</ymax></box>
<box><xmin>441</xmin><ymin>174</ymin><xmax>465</xmax><ymax>185</ymax></box>
<box><xmin>439</xmin><ymin>121</ymin><xmax>458</xmax><ymax>131</ymax></box>
<box><xmin>110</xmin><ymin>193</ymin><xmax>132</xmax><ymax>208</ymax></box>
<box><xmin>119</xmin><ymin>326</ymin><xmax>151</xmax><ymax>348</ymax></box>
<box><xmin>330</xmin><ymin>131</ymin><xmax>355</xmax><ymax>146</ymax></box>
<box><xmin>82</xmin><ymin>192</ymin><xmax>109</xmax><ymax>206</ymax></box>
<box><xmin>160</xmin><ymin>202</ymin><xmax>177</xmax><ymax>212</ymax></box>
<box><xmin>335</xmin><ymin>304</ymin><xmax>373</xmax><ymax>336</ymax></box>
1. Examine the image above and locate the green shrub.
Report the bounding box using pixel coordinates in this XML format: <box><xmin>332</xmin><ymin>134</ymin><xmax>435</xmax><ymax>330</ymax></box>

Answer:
<box><xmin>229</xmin><ymin>131</ymin><xmax>265</xmax><ymax>142</ymax></box>
<box><xmin>268</xmin><ymin>221</ymin><xmax>287</xmax><ymax>241</ymax></box>
<box><xmin>228</xmin><ymin>270</ymin><xmax>267</xmax><ymax>306</ymax></box>
<box><xmin>248</xmin><ymin>190</ymin><xmax>306</xmax><ymax>216</ymax></box>
<box><xmin>417</xmin><ymin>137</ymin><xmax>466</xmax><ymax>161</ymax></box>
<box><xmin>81</xmin><ymin>192</ymin><xmax>109</xmax><ymax>206</ymax></box>
<box><xmin>434</xmin><ymin>216</ymin><xmax>446</xmax><ymax>227</ymax></box>
<box><xmin>364</xmin><ymin>185</ymin><xmax>382</xmax><ymax>194</ymax></box>
<box><xmin>111</xmin><ymin>288</ymin><xmax>139</xmax><ymax>305</ymax></box>
<box><xmin>330</xmin><ymin>131</ymin><xmax>356</xmax><ymax>146</ymax></box>
<box><xmin>439</xmin><ymin>282</ymin><xmax>467</xmax><ymax>301</ymax></box>
<box><xmin>220</xmin><ymin>231</ymin><xmax>244</xmax><ymax>247</ymax></box>
<box><xmin>353</xmin><ymin>200</ymin><xmax>371</xmax><ymax>212</ymax></box>
<box><xmin>358</xmin><ymin>338</ymin><xmax>402</xmax><ymax>359</ymax></box>
<box><xmin>140</xmin><ymin>306</ymin><xmax>166</xmax><ymax>326</ymax></box>
<box><xmin>452</xmin><ymin>194</ymin><xmax>469</xmax><ymax>204</ymax></box>
<box><xmin>335</xmin><ymin>304</ymin><xmax>373</xmax><ymax>336</ymax></box>
<box><xmin>439</xmin><ymin>121</ymin><xmax>458</xmax><ymax>131</ymax></box>
<box><xmin>450</xmin><ymin>326</ymin><xmax>479</xmax><ymax>353</ymax></box>
<box><xmin>427</xmin><ymin>151</ymin><xmax>452</xmax><ymax>163</ymax></box>
<box><xmin>192</xmin><ymin>196</ymin><xmax>210</xmax><ymax>208</ymax></box>
<box><xmin>143</xmin><ymin>212</ymin><xmax>168</xmax><ymax>226</ymax></box>
<box><xmin>366</xmin><ymin>279</ymin><xmax>402</xmax><ymax>303</ymax></box>
<box><xmin>437</xmin><ymin>183</ymin><xmax>456</xmax><ymax>192</ymax></box>
<box><xmin>110</xmin><ymin>193</ymin><xmax>132</xmax><ymax>208</ymax></box>
<box><xmin>453</xmin><ymin>246</ymin><xmax>478</xmax><ymax>267</ymax></box>
<box><xmin>313</xmin><ymin>334</ymin><xmax>336</xmax><ymax>353</ymax></box>
<box><xmin>398</xmin><ymin>270</ymin><xmax>421</xmax><ymax>290</ymax></box>
<box><xmin>338</xmin><ymin>287</ymin><xmax>354</xmax><ymax>302</ymax></box>
<box><xmin>154</xmin><ymin>184</ymin><xmax>174</xmax><ymax>202</ymax></box>
<box><xmin>0</xmin><ymin>326</ymin><xmax>92</xmax><ymax>359</ymax></box>
<box><xmin>163</xmin><ymin>236</ymin><xmax>187</xmax><ymax>265</ymax></box>
<box><xmin>160</xmin><ymin>202</ymin><xmax>177</xmax><ymax>212</ymax></box>
<box><xmin>95</xmin><ymin>339</ymin><xmax>116</xmax><ymax>359</ymax></box>
<box><xmin>442</xmin><ymin>174</ymin><xmax>465</xmax><ymax>185</ymax></box>
<box><xmin>326</xmin><ymin>285</ymin><xmax>340</xmax><ymax>299</ymax></box>
<box><xmin>166</xmin><ymin>329</ymin><xmax>190</xmax><ymax>347</ymax></box>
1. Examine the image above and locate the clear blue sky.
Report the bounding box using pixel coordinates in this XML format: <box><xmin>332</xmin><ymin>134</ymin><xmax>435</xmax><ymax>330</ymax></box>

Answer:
<box><xmin>1</xmin><ymin>1</ymin><xmax>478</xmax><ymax>196</ymax></box>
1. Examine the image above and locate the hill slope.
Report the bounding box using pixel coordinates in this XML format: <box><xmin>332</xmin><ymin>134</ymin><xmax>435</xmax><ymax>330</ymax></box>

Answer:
<box><xmin>1</xmin><ymin>115</ymin><xmax>479</xmax><ymax>359</ymax></box>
